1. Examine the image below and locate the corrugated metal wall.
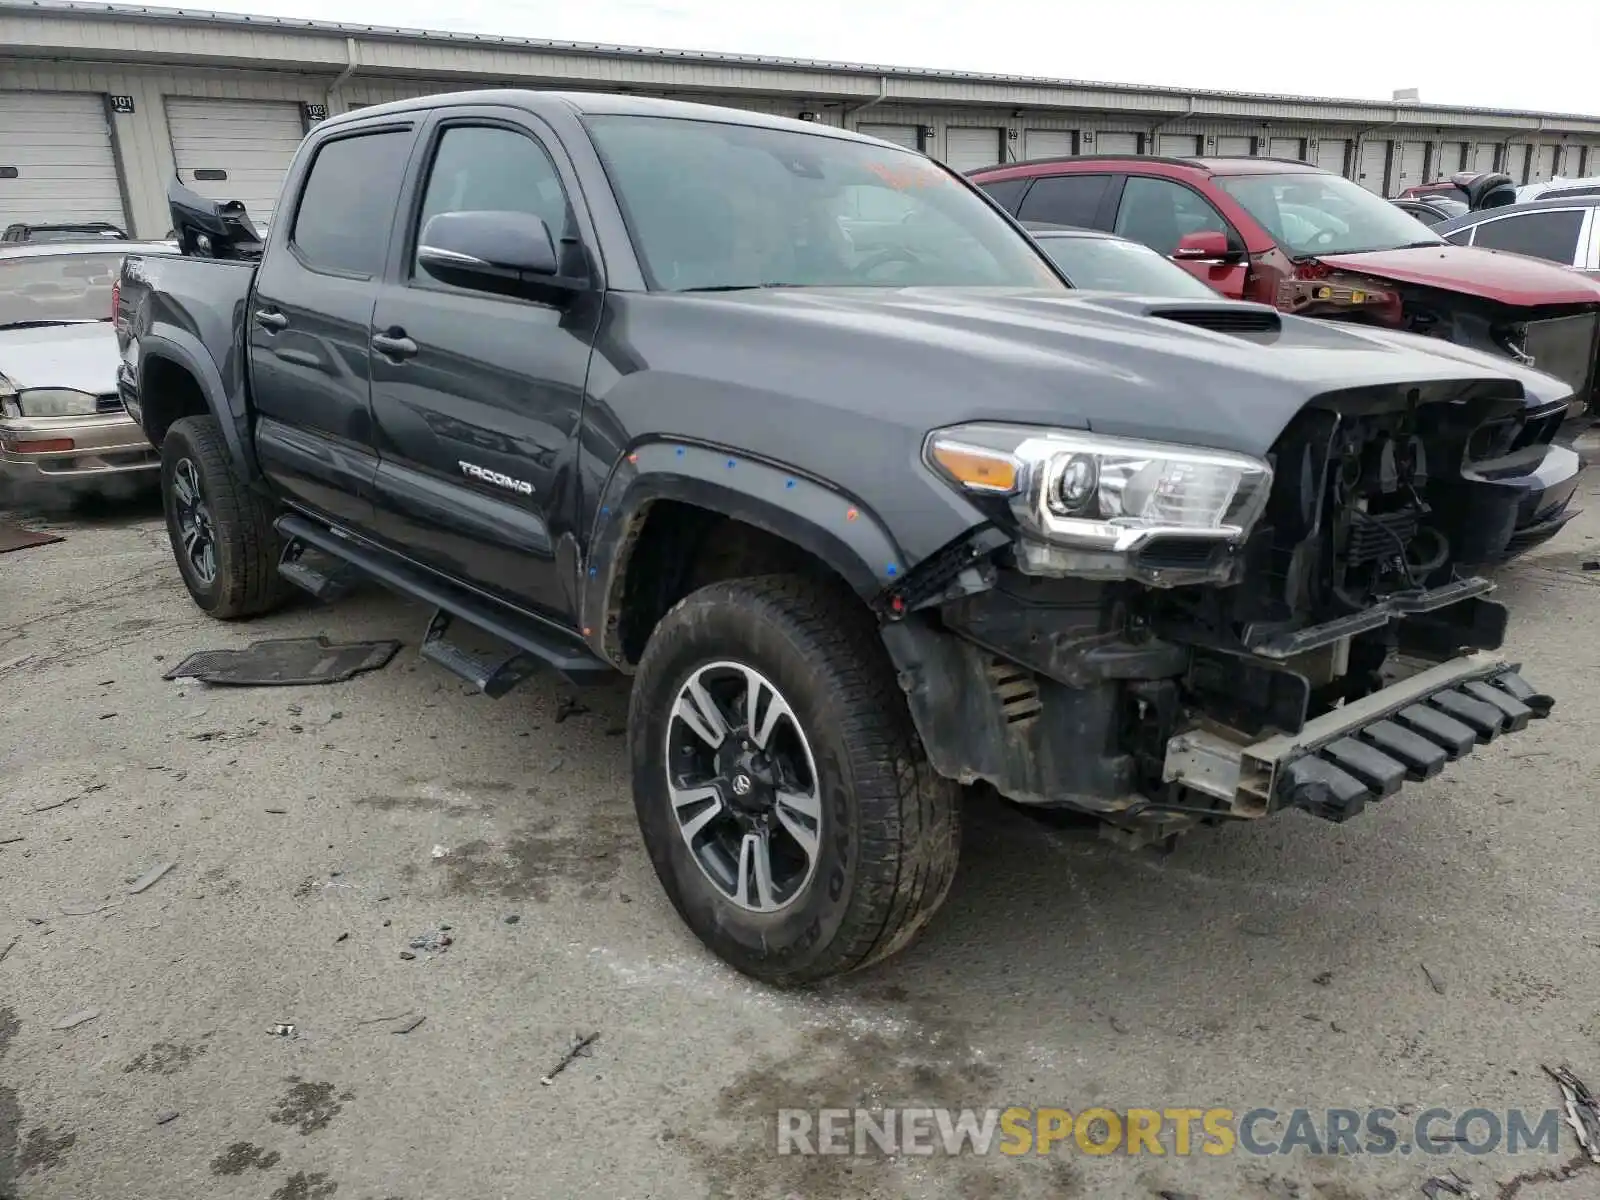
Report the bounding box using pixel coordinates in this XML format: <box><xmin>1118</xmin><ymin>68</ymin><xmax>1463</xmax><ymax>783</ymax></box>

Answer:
<box><xmin>5</xmin><ymin>58</ymin><xmax>1599</xmax><ymax>237</ymax></box>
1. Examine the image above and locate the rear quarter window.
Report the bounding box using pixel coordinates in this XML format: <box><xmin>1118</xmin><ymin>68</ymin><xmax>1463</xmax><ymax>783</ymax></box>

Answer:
<box><xmin>1016</xmin><ymin>174</ymin><xmax>1114</xmax><ymax>228</ymax></box>
<box><xmin>977</xmin><ymin>177</ymin><xmax>1030</xmax><ymax>214</ymax></box>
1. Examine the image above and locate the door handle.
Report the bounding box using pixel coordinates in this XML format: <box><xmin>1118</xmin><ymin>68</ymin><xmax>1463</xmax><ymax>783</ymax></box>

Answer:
<box><xmin>371</xmin><ymin>331</ymin><xmax>418</xmax><ymax>359</ymax></box>
<box><xmin>253</xmin><ymin>308</ymin><xmax>288</xmax><ymax>331</ymax></box>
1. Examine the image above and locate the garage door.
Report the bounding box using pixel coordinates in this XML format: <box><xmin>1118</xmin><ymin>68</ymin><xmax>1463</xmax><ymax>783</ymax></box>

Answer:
<box><xmin>1156</xmin><ymin>134</ymin><xmax>1200</xmax><ymax>157</ymax></box>
<box><xmin>0</xmin><ymin>91</ymin><xmax>126</xmax><ymax>228</ymax></box>
<box><xmin>1215</xmin><ymin>135</ymin><xmax>1253</xmax><ymax>157</ymax></box>
<box><xmin>1355</xmin><ymin>140</ymin><xmax>1389</xmax><ymax>193</ymax></box>
<box><xmin>1472</xmin><ymin>143</ymin><xmax>1498</xmax><ymax>173</ymax></box>
<box><xmin>1268</xmin><ymin>137</ymin><xmax>1302</xmax><ymax>160</ymax></box>
<box><xmin>1529</xmin><ymin>144</ymin><xmax>1559</xmax><ymax>183</ymax></box>
<box><xmin>1314</xmin><ymin>139</ymin><xmax>1349</xmax><ymax>177</ymax></box>
<box><xmin>944</xmin><ymin>127</ymin><xmax>1002</xmax><ymax>172</ymax></box>
<box><xmin>1393</xmin><ymin>141</ymin><xmax>1427</xmax><ymax>191</ymax></box>
<box><xmin>166</xmin><ymin>98</ymin><xmax>306</xmax><ymax>221</ymax></box>
<box><xmin>1095</xmin><ymin>132</ymin><xmax>1141</xmax><ymax>155</ymax></box>
<box><xmin>856</xmin><ymin>123</ymin><xmax>919</xmax><ymax>151</ymax></box>
<box><xmin>1437</xmin><ymin>142</ymin><xmax>1467</xmax><ymax>176</ymax></box>
<box><xmin>1024</xmin><ymin>129</ymin><xmax>1074</xmax><ymax>160</ymax></box>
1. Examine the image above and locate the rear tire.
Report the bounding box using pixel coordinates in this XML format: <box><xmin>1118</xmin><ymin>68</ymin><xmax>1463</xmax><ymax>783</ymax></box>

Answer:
<box><xmin>159</xmin><ymin>415</ymin><xmax>290</xmax><ymax>619</ymax></box>
<box><xmin>629</xmin><ymin>574</ymin><xmax>961</xmax><ymax>986</ymax></box>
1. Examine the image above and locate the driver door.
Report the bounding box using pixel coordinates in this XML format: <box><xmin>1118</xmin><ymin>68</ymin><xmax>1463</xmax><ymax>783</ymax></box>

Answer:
<box><xmin>1113</xmin><ymin>175</ymin><xmax>1249</xmax><ymax>299</ymax></box>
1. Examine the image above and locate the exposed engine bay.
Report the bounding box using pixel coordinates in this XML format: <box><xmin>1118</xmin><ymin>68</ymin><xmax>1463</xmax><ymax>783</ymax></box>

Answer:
<box><xmin>882</xmin><ymin>382</ymin><xmax>1556</xmax><ymax>849</ymax></box>
<box><xmin>1280</xmin><ymin>272</ymin><xmax>1600</xmax><ymax>417</ymax></box>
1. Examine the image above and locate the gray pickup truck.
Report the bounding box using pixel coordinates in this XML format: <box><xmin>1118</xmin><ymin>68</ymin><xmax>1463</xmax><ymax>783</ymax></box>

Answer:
<box><xmin>117</xmin><ymin>90</ymin><xmax>1554</xmax><ymax>984</ymax></box>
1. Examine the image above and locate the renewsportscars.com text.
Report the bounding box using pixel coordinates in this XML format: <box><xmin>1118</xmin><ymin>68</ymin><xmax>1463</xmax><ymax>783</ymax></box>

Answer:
<box><xmin>776</xmin><ymin>1106</ymin><xmax>1564</xmax><ymax>1158</ymax></box>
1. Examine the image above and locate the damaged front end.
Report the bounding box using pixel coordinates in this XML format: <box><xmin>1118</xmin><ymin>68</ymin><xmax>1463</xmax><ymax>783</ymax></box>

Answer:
<box><xmin>882</xmin><ymin>381</ymin><xmax>1555</xmax><ymax>849</ymax></box>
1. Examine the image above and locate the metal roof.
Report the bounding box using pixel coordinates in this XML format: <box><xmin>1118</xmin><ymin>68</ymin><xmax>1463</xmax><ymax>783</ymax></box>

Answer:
<box><xmin>5</xmin><ymin>0</ymin><xmax>1600</xmax><ymax>125</ymax></box>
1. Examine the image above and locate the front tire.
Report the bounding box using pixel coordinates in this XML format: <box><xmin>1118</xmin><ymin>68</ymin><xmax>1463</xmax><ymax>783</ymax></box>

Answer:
<box><xmin>629</xmin><ymin>575</ymin><xmax>961</xmax><ymax>986</ymax></box>
<box><xmin>159</xmin><ymin>415</ymin><xmax>291</xmax><ymax>619</ymax></box>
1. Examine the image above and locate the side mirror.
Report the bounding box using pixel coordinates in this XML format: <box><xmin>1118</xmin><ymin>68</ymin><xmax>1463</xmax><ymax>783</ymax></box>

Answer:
<box><xmin>417</xmin><ymin>210</ymin><xmax>561</xmax><ymax>288</ymax></box>
<box><xmin>1171</xmin><ymin>230</ymin><xmax>1235</xmax><ymax>262</ymax></box>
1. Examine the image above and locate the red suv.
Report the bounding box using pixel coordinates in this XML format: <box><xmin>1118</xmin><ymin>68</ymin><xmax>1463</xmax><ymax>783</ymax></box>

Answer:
<box><xmin>970</xmin><ymin>155</ymin><xmax>1600</xmax><ymax>411</ymax></box>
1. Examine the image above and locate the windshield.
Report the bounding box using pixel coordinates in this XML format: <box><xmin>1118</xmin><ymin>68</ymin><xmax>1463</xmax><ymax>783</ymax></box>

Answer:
<box><xmin>0</xmin><ymin>250</ymin><xmax>123</xmax><ymax>327</ymax></box>
<box><xmin>1218</xmin><ymin>172</ymin><xmax>1444</xmax><ymax>257</ymax></box>
<box><xmin>1034</xmin><ymin>234</ymin><xmax>1218</xmax><ymax>298</ymax></box>
<box><xmin>585</xmin><ymin>115</ymin><xmax>1065</xmax><ymax>291</ymax></box>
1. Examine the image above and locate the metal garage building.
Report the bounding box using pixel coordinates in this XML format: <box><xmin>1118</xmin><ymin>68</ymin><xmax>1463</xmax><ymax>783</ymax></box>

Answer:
<box><xmin>4</xmin><ymin>0</ymin><xmax>1600</xmax><ymax>238</ymax></box>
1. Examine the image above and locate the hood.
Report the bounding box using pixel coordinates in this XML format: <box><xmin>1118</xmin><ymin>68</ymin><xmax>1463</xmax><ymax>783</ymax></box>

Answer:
<box><xmin>1314</xmin><ymin>244</ymin><xmax>1600</xmax><ymax>307</ymax></box>
<box><xmin>622</xmin><ymin>287</ymin><xmax>1538</xmax><ymax>459</ymax></box>
<box><xmin>0</xmin><ymin>321</ymin><xmax>120</xmax><ymax>394</ymax></box>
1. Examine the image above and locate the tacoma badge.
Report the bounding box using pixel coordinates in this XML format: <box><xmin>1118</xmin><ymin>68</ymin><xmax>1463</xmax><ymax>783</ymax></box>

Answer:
<box><xmin>458</xmin><ymin>460</ymin><xmax>533</xmax><ymax>496</ymax></box>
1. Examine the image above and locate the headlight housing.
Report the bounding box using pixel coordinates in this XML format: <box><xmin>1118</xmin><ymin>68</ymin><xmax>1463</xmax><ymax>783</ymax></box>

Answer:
<box><xmin>925</xmin><ymin>423</ymin><xmax>1274</xmax><ymax>583</ymax></box>
<box><xmin>14</xmin><ymin>388</ymin><xmax>100</xmax><ymax>417</ymax></box>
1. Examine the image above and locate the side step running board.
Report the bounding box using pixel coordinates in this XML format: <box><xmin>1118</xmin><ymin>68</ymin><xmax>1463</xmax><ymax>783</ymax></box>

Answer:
<box><xmin>274</xmin><ymin>514</ymin><xmax>611</xmax><ymax>692</ymax></box>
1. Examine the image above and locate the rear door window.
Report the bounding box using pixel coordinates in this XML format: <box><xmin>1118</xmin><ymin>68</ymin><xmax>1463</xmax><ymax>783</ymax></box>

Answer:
<box><xmin>1469</xmin><ymin>209</ymin><xmax>1585</xmax><ymax>264</ymax></box>
<box><xmin>291</xmin><ymin>131</ymin><xmax>412</xmax><ymax>276</ymax></box>
<box><xmin>1015</xmin><ymin>174</ymin><xmax>1113</xmax><ymax>228</ymax></box>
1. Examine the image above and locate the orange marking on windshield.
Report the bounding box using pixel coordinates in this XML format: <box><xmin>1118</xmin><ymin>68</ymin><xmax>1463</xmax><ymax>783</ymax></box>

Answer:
<box><xmin>866</xmin><ymin>162</ymin><xmax>945</xmax><ymax>191</ymax></box>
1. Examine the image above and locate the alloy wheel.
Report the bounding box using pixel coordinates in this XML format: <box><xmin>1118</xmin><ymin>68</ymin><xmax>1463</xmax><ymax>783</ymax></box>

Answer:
<box><xmin>664</xmin><ymin>660</ymin><xmax>823</xmax><ymax>913</ymax></box>
<box><xmin>171</xmin><ymin>457</ymin><xmax>218</xmax><ymax>585</ymax></box>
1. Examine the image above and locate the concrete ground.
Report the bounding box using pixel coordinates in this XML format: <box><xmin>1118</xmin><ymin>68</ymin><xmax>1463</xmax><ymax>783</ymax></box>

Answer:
<box><xmin>2</xmin><ymin>479</ymin><xmax>1599</xmax><ymax>1200</ymax></box>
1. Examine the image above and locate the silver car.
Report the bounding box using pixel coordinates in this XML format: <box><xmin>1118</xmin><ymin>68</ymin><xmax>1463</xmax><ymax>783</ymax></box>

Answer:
<box><xmin>1</xmin><ymin>239</ymin><xmax>174</xmax><ymax>482</ymax></box>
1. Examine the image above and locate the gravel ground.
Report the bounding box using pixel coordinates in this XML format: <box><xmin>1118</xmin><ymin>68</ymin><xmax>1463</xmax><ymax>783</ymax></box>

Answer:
<box><xmin>2</xmin><ymin>479</ymin><xmax>1599</xmax><ymax>1200</ymax></box>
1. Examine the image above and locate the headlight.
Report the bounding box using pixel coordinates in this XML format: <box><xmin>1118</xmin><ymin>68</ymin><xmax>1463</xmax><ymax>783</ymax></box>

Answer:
<box><xmin>925</xmin><ymin>423</ymin><xmax>1273</xmax><ymax>581</ymax></box>
<box><xmin>0</xmin><ymin>380</ymin><xmax>17</xmax><ymax>419</ymax></box>
<box><xmin>15</xmin><ymin>388</ymin><xmax>99</xmax><ymax>417</ymax></box>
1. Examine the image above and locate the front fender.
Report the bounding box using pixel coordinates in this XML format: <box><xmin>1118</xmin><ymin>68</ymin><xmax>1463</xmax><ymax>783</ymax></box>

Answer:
<box><xmin>136</xmin><ymin>327</ymin><xmax>259</xmax><ymax>479</ymax></box>
<box><xmin>579</xmin><ymin>438</ymin><xmax>908</xmax><ymax>663</ymax></box>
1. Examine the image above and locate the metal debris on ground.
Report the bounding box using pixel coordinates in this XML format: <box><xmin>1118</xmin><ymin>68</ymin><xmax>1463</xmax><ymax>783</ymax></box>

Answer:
<box><xmin>1313</xmin><ymin>971</ymin><xmax>1333</xmax><ymax>986</ymax></box>
<box><xmin>540</xmin><ymin>1032</ymin><xmax>600</xmax><ymax>1086</ymax></box>
<box><xmin>154</xmin><ymin>1110</ymin><xmax>179</xmax><ymax>1125</ymax></box>
<box><xmin>60</xmin><ymin>899</ymin><xmax>117</xmax><ymax>917</ymax></box>
<box><xmin>1420</xmin><ymin>1168</ymin><xmax>1478</xmax><ymax>1197</ymax></box>
<box><xmin>390</xmin><ymin>1015</ymin><xmax>426</xmax><ymax>1035</ymax></box>
<box><xmin>355</xmin><ymin>1011</ymin><xmax>413</xmax><ymax>1026</ymax></box>
<box><xmin>162</xmin><ymin>636</ymin><xmax>402</xmax><ymax>687</ymax></box>
<box><xmin>268</xmin><ymin>1023</ymin><xmax>296</xmax><ymax>1037</ymax></box>
<box><xmin>0</xmin><ymin>835</ymin><xmax>23</xmax><ymax>845</ymax></box>
<box><xmin>407</xmin><ymin>929</ymin><xmax>453</xmax><ymax>954</ymax></box>
<box><xmin>53</xmin><ymin>1008</ymin><xmax>101</xmax><ymax>1030</ymax></box>
<box><xmin>128</xmin><ymin>862</ymin><xmax>176</xmax><ymax>895</ymax></box>
<box><xmin>0</xmin><ymin>934</ymin><xmax>18</xmax><ymax>964</ymax></box>
<box><xmin>504</xmin><ymin>914</ymin><xmax>520</xmax><ymax>925</ymax></box>
<box><xmin>0</xmin><ymin>522</ymin><xmax>64</xmax><ymax>554</ymax></box>
<box><xmin>399</xmin><ymin>951</ymin><xmax>416</xmax><ymax>961</ymax></box>
<box><xmin>1543</xmin><ymin>1064</ymin><xmax>1600</xmax><ymax>1164</ymax></box>
<box><xmin>1420</xmin><ymin>963</ymin><xmax>1446</xmax><ymax>995</ymax></box>
<box><xmin>553</xmin><ymin>695</ymin><xmax>588</xmax><ymax>723</ymax></box>
<box><xmin>431</xmin><ymin>845</ymin><xmax>449</xmax><ymax>859</ymax></box>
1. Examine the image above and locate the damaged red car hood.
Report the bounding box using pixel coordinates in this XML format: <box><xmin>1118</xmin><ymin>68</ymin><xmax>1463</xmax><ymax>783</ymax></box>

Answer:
<box><xmin>1313</xmin><ymin>244</ymin><xmax>1600</xmax><ymax>308</ymax></box>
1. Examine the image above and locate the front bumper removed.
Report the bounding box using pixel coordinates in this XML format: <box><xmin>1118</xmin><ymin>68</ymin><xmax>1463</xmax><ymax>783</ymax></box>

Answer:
<box><xmin>1165</xmin><ymin>652</ymin><xmax>1552</xmax><ymax>824</ymax></box>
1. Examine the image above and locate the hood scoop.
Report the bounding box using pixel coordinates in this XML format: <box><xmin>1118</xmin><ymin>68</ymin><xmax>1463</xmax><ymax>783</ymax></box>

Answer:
<box><xmin>1148</xmin><ymin>304</ymin><xmax>1282</xmax><ymax>336</ymax></box>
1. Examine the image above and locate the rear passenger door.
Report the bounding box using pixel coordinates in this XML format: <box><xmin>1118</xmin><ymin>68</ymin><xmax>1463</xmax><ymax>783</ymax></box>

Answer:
<box><xmin>1112</xmin><ymin>175</ymin><xmax>1248</xmax><ymax>298</ymax></box>
<box><xmin>248</xmin><ymin>122</ymin><xmax>416</xmax><ymax>531</ymax></box>
<box><xmin>366</xmin><ymin>108</ymin><xmax>603</xmax><ymax>622</ymax></box>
